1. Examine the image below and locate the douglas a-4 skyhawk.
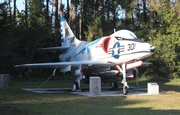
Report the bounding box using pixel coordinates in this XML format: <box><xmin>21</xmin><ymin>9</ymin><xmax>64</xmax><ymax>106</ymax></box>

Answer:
<box><xmin>15</xmin><ymin>18</ymin><xmax>156</xmax><ymax>95</ymax></box>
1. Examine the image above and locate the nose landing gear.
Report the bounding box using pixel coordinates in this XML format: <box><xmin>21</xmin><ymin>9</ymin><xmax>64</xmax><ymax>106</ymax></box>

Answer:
<box><xmin>115</xmin><ymin>63</ymin><xmax>129</xmax><ymax>95</ymax></box>
<box><xmin>123</xmin><ymin>85</ymin><xmax>129</xmax><ymax>95</ymax></box>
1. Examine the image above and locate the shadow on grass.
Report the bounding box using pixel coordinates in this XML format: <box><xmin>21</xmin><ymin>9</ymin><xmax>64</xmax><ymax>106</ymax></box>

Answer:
<box><xmin>137</xmin><ymin>76</ymin><xmax>180</xmax><ymax>93</ymax></box>
<box><xmin>1</xmin><ymin>95</ymin><xmax>180</xmax><ymax>115</ymax></box>
<box><xmin>9</xmin><ymin>73</ymin><xmax>180</xmax><ymax>94</ymax></box>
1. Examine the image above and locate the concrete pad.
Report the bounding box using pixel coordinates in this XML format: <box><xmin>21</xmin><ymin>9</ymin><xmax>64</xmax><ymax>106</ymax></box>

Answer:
<box><xmin>72</xmin><ymin>87</ymin><xmax>148</xmax><ymax>97</ymax></box>
<box><xmin>22</xmin><ymin>86</ymin><xmax>148</xmax><ymax>96</ymax></box>
<box><xmin>22</xmin><ymin>88</ymin><xmax>71</xmax><ymax>94</ymax></box>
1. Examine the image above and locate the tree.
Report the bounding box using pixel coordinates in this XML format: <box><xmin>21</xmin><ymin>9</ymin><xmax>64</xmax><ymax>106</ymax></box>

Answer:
<box><xmin>59</xmin><ymin>0</ymin><xmax>64</xmax><ymax>17</ymax></box>
<box><xmin>69</xmin><ymin>0</ymin><xmax>77</xmax><ymax>37</ymax></box>
<box><xmin>13</xmin><ymin>0</ymin><xmax>16</xmax><ymax>25</ymax></box>
<box><xmin>45</xmin><ymin>0</ymin><xmax>50</xmax><ymax>23</ymax></box>
<box><xmin>54</xmin><ymin>0</ymin><xmax>59</xmax><ymax>43</ymax></box>
<box><xmin>25</xmin><ymin>0</ymin><xmax>28</xmax><ymax>24</ymax></box>
<box><xmin>0</xmin><ymin>0</ymin><xmax>180</xmax><ymax>79</ymax></box>
<box><xmin>78</xmin><ymin>0</ymin><xmax>82</xmax><ymax>40</ymax></box>
<box><xmin>146</xmin><ymin>3</ymin><xmax>180</xmax><ymax>78</ymax></box>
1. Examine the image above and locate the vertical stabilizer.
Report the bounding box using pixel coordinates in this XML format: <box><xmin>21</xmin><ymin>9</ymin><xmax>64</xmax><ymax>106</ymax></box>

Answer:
<box><xmin>60</xmin><ymin>18</ymin><xmax>79</xmax><ymax>47</ymax></box>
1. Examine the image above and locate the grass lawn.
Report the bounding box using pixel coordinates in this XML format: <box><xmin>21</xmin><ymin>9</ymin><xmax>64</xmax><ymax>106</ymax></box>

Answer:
<box><xmin>1</xmin><ymin>75</ymin><xmax>180</xmax><ymax>115</ymax></box>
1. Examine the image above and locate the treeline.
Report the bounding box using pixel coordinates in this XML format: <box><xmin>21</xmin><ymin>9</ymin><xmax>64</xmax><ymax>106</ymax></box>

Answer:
<box><xmin>0</xmin><ymin>0</ymin><xmax>180</xmax><ymax>78</ymax></box>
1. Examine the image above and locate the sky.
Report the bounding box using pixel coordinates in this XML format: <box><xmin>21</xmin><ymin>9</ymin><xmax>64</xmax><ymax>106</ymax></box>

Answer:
<box><xmin>15</xmin><ymin>0</ymin><xmax>68</xmax><ymax>11</ymax></box>
<box><xmin>0</xmin><ymin>0</ymin><xmax>24</xmax><ymax>11</ymax></box>
<box><xmin>16</xmin><ymin>0</ymin><xmax>24</xmax><ymax>11</ymax></box>
<box><xmin>13</xmin><ymin>0</ymin><xmax>125</xmax><ymax>19</ymax></box>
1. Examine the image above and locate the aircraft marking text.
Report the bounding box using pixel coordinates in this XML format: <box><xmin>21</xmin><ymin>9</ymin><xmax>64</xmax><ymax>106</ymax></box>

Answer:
<box><xmin>68</xmin><ymin>36</ymin><xmax>75</xmax><ymax>43</ymax></box>
<box><xmin>127</xmin><ymin>43</ymin><xmax>136</xmax><ymax>51</ymax></box>
<box><xmin>65</xmin><ymin>28</ymin><xmax>69</xmax><ymax>36</ymax></box>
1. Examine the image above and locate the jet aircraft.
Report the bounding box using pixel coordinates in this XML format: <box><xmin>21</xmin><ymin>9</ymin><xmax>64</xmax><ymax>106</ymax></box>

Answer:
<box><xmin>15</xmin><ymin>17</ymin><xmax>156</xmax><ymax>95</ymax></box>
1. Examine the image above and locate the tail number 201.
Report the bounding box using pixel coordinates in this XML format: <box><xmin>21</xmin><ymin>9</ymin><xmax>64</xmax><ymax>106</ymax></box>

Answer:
<box><xmin>127</xmin><ymin>43</ymin><xmax>136</xmax><ymax>51</ymax></box>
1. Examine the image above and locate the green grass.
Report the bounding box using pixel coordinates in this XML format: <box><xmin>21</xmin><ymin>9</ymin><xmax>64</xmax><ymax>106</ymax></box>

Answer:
<box><xmin>1</xmin><ymin>76</ymin><xmax>180</xmax><ymax>115</ymax></box>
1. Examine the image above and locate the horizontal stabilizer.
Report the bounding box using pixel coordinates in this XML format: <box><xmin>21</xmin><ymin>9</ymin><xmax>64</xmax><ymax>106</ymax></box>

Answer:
<box><xmin>39</xmin><ymin>46</ymin><xmax>70</xmax><ymax>50</ymax></box>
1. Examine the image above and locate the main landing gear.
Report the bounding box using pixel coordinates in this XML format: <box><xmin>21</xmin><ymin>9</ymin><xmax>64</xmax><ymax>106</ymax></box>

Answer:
<box><xmin>111</xmin><ymin>82</ymin><xmax>119</xmax><ymax>90</ymax></box>
<box><xmin>72</xmin><ymin>75</ymin><xmax>82</xmax><ymax>92</ymax></box>
<box><xmin>72</xmin><ymin>63</ymin><xmax>130</xmax><ymax>95</ymax></box>
<box><xmin>72</xmin><ymin>82</ymin><xmax>79</xmax><ymax>91</ymax></box>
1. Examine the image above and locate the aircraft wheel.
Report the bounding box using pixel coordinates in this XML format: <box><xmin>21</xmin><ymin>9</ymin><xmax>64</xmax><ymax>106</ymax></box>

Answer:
<box><xmin>123</xmin><ymin>85</ymin><xmax>129</xmax><ymax>95</ymax></box>
<box><xmin>111</xmin><ymin>82</ymin><xmax>118</xmax><ymax>89</ymax></box>
<box><xmin>72</xmin><ymin>82</ymin><xmax>79</xmax><ymax>92</ymax></box>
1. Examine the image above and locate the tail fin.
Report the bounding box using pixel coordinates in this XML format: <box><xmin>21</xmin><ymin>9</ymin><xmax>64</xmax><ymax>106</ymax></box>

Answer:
<box><xmin>60</xmin><ymin>17</ymin><xmax>79</xmax><ymax>47</ymax></box>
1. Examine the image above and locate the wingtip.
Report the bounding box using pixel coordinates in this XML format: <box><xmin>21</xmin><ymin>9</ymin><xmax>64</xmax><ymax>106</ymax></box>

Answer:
<box><xmin>14</xmin><ymin>65</ymin><xmax>19</xmax><ymax>68</ymax></box>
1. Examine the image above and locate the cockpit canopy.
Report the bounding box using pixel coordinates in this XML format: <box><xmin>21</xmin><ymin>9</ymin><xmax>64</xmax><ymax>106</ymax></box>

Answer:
<box><xmin>102</xmin><ymin>30</ymin><xmax>138</xmax><ymax>53</ymax></box>
<box><xmin>111</xmin><ymin>30</ymin><xmax>137</xmax><ymax>40</ymax></box>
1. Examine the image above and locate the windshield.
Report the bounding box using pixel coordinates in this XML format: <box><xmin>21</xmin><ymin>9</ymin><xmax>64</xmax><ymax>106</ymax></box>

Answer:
<box><xmin>111</xmin><ymin>30</ymin><xmax>138</xmax><ymax>40</ymax></box>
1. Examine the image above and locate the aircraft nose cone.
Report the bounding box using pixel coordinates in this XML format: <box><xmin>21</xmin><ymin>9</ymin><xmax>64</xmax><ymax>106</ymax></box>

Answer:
<box><xmin>150</xmin><ymin>46</ymin><xmax>156</xmax><ymax>52</ymax></box>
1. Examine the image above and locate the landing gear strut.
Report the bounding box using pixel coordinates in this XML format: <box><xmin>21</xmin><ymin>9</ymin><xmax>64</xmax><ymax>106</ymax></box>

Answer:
<box><xmin>121</xmin><ymin>63</ymin><xmax>129</xmax><ymax>95</ymax></box>
<box><xmin>72</xmin><ymin>66</ymin><xmax>83</xmax><ymax>92</ymax></box>
<box><xmin>115</xmin><ymin>63</ymin><xmax>129</xmax><ymax>95</ymax></box>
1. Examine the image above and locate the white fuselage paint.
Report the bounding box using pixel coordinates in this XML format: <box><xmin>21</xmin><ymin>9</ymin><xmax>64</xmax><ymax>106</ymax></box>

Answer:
<box><xmin>59</xmin><ymin>32</ymin><xmax>153</xmax><ymax>65</ymax></box>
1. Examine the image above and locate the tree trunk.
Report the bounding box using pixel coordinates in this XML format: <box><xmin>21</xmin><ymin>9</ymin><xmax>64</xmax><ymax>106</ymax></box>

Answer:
<box><xmin>79</xmin><ymin>0</ymin><xmax>82</xmax><ymax>40</ymax></box>
<box><xmin>67</xmin><ymin>0</ymin><xmax>69</xmax><ymax>21</ymax></box>
<box><xmin>25</xmin><ymin>0</ymin><xmax>28</xmax><ymax>25</ymax></box>
<box><xmin>95</xmin><ymin>0</ymin><xmax>99</xmax><ymax>16</ymax></box>
<box><xmin>54</xmin><ymin>0</ymin><xmax>58</xmax><ymax>26</ymax></box>
<box><xmin>100</xmin><ymin>0</ymin><xmax>105</xmax><ymax>35</ymax></box>
<box><xmin>45</xmin><ymin>0</ymin><xmax>49</xmax><ymax>23</ymax></box>
<box><xmin>8</xmin><ymin>0</ymin><xmax>12</xmax><ymax>26</ymax></box>
<box><xmin>143</xmin><ymin>0</ymin><xmax>147</xmax><ymax>22</ymax></box>
<box><xmin>59</xmin><ymin>0</ymin><xmax>63</xmax><ymax>17</ymax></box>
<box><xmin>13</xmin><ymin>0</ymin><xmax>16</xmax><ymax>26</ymax></box>
<box><xmin>54</xmin><ymin>0</ymin><xmax>59</xmax><ymax>42</ymax></box>
<box><xmin>70</xmin><ymin>0</ymin><xmax>77</xmax><ymax>37</ymax></box>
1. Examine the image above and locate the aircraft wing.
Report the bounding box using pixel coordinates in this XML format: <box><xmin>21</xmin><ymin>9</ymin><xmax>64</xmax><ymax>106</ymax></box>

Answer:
<box><xmin>15</xmin><ymin>60</ymin><xmax>152</xmax><ymax>68</ymax></box>
<box><xmin>15</xmin><ymin>60</ymin><xmax>152</xmax><ymax>74</ymax></box>
<box><xmin>15</xmin><ymin>60</ymin><xmax>112</xmax><ymax>68</ymax></box>
<box><xmin>39</xmin><ymin>46</ymin><xmax>70</xmax><ymax>50</ymax></box>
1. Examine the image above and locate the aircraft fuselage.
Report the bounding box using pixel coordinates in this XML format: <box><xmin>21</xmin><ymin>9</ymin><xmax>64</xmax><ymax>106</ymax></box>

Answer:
<box><xmin>59</xmin><ymin>30</ymin><xmax>155</xmax><ymax>65</ymax></box>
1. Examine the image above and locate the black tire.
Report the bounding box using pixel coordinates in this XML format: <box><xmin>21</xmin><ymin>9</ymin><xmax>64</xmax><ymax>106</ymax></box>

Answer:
<box><xmin>111</xmin><ymin>82</ymin><xmax>118</xmax><ymax>89</ymax></box>
<box><xmin>72</xmin><ymin>82</ymin><xmax>79</xmax><ymax>92</ymax></box>
<box><xmin>123</xmin><ymin>86</ymin><xmax>129</xmax><ymax>95</ymax></box>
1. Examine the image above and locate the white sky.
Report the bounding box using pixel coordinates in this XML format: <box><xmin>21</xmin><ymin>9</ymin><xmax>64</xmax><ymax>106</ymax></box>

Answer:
<box><xmin>0</xmin><ymin>0</ymin><xmax>25</xmax><ymax>11</ymax></box>
<box><xmin>15</xmin><ymin>0</ymin><xmax>68</xmax><ymax>11</ymax></box>
<box><xmin>16</xmin><ymin>0</ymin><xmax>24</xmax><ymax>11</ymax></box>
